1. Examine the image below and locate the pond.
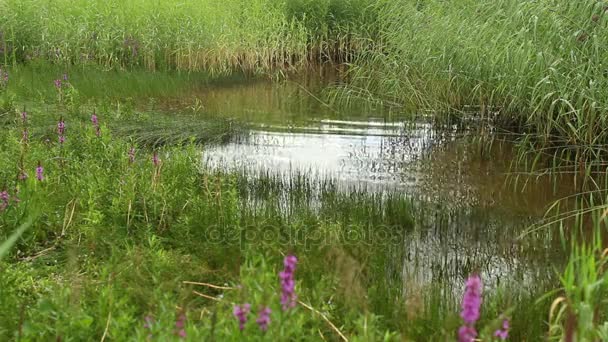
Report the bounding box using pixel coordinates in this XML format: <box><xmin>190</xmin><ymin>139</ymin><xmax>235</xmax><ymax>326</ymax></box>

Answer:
<box><xmin>179</xmin><ymin>73</ymin><xmax>572</xmax><ymax>334</ymax></box>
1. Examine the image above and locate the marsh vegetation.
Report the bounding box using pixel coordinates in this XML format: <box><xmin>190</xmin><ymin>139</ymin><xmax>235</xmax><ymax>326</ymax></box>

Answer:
<box><xmin>0</xmin><ymin>0</ymin><xmax>607</xmax><ymax>341</ymax></box>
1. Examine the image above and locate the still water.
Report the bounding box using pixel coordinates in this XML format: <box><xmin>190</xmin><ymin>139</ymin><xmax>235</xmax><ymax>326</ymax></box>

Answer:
<box><xmin>187</xmin><ymin>75</ymin><xmax>570</xmax><ymax>331</ymax></box>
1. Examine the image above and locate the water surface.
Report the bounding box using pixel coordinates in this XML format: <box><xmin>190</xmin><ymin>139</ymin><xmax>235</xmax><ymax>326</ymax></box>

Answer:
<box><xmin>186</xmin><ymin>75</ymin><xmax>570</xmax><ymax>333</ymax></box>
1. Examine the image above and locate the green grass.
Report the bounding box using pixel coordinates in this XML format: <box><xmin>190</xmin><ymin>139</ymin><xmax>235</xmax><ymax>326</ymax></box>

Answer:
<box><xmin>335</xmin><ymin>0</ymin><xmax>608</xmax><ymax>182</ymax></box>
<box><xmin>0</xmin><ymin>0</ymin><xmax>378</xmax><ymax>74</ymax></box>
<box><xmin>1</xmin><ymin>0</ymin><xmax>608</xmax><ymax>338</ymax></box>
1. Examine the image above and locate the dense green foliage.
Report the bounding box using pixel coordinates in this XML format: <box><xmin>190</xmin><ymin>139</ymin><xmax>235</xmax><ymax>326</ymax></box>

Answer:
<box><xmin>0</xmin><ymin>0</ymin><xmax>377</xmax><ymax>73</ymax></box>
<box><xmin>339</xmin><ymin>0</ymin><xmax>608</xmax><ymax>175</ymax></box>
<box><xmin>1</xmin><ymin>0</ymin><xmax>608</xmax><ymax>340</ymax></box>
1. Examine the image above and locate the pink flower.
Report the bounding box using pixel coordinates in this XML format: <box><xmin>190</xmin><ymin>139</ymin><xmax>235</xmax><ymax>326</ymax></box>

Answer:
<box><xmin>461</xmin><ymin>275</ymin><xmax>482</xmax><ymax>324</ymax></box>
<box><xmin>256</xmin><ymin>306</ymin><xmax>271</xmax><ymax>331</ymax></box>
<box><xmin>280</xmin><ymin>255</ymin><xmax>298</xmax><ymax>310</ymax></box>
<box><xmin>175</xmin><ymin>313</ymin><xmax>186</xmax><ymax>339</ymax></box>
<box><xmin>458</xmin><ymin>325</ymin><xmax>477</xmax><ymax>342</ymax></box>
<box><xmin>0</xmin><ymin>190</ymin><xmax>9</xmax><ymax>211</ymax></box>
<box><xmin>458</xmin><ymin>274</ymin><xmax>483</xmax><ymax>342</ymax></box>
<box><xmin>494</xmin><ymin>319</ymin><xmax>509</xmax><ymax>340</ymax></box>
<box><xmin>36</xmin><ymin>162</ymin><xmax>44</xmax><ymax>181</ymax></box>
<box><xmin>57</xmin><ymin>118</ymin><xmax>65</xmax><ymax>135</ymax></box>
<box><xmin>233</xmin><ymin>304</ymin><xmax>251</xmax><ymax>331</ymax></box>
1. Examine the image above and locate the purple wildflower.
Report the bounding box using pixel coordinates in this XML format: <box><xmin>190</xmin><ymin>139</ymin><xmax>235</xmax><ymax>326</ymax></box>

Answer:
<box><xmin>19</xmin><ymin>170</ymin><xmax>28</xmax><ymax>181</ymax></box>
<box><xmin>59</xmin><ymin>135</ymin><xmax>65</xmax><ymax>144</ymax></box>
<box><xmin>63</xmin><ymin>73</ymin><xmax>68</xmax><ymax>81</ymax></box>
<box><xmin>36</xmin><ymin>162</ymin><xmax>44</xmax><ymax>181</ymax></box>
<box><xmin>143</xmin><ymin>316</ymin><xmax>153</xmax><ymax>329</ymax></box>
<box><xmin>458</xmin><ymin>325</ymin><xmax>477</xmax><ymax>342</ymax></box>
<box><xmin>494</xmin><ymin>319</ymin><xmax>509</xmax><ymax>340</ymax></box>
<box><xmin>461</xmin><ymin>275</ymin><xmax>483</xmax><ymax>324</ymax></box>
<box><xmin>233</xmin><ymin>304</ymin><xmax>251</xmax><ymax>331</ymax></box>
<box><xmin>280</xmin><ymin>255</ymin><xmax>298</xmax><ymax>310</ymax></box>
<box><xmin>54</xmin><ymin>79</ymin><xmax>62</xmax><ymax>89</ymax></box>
<box><xmin>143</xmin><ymin>316</ymin><xmax>154</xmax><ymax>340</ymax></box>
<box><xmin>129</xmin><ymin>147</ymin><xmax>136</xmax><ymax>163</ymax></box>
<box><xmin>255</xmin><ymin>306</ymin><xmax>271</xmax><ymax>331</ymax></box>
<box><xmin>0</xmin><ymin>190</ymin><xmax>9</xmax><ymax>211</ymax></box>
<box><xmin>175</xmin><ymin>313</ymin><xmax>186</xmax><ymax>339</ymax></box>
<box><xmin>91</xmin><ymin>111</ymin><xmax>100</xmax><ymax>136</ymax></box>
<box><xmin>21</xmin><ymin>110</ymin><xmax>27</xmax><ymax>123</ymax></box>
<box><xmin>57</xmin><ymin>118</ymin><xmax>65</xmax><ymax>135</ymax></box>
<box><xmin>458</xmin><ymin>274</ymin><xmax>483</xmax><ymax>342</ymax></box>
<box><xmin>152</xmin><ymin>151</ymin><xmax>160</xmax><ymax>166</ymax></box>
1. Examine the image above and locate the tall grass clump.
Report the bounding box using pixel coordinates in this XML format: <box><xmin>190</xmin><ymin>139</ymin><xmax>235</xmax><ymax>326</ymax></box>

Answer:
<box><xmin>336</xmin><ymin>0</ymin><xmax>608</xmax><ymax>179</ymax></box>
<box><xmin>0</xmin><ymin>0</ymin><xmax>378</xmax><ymax>74</ymax></box>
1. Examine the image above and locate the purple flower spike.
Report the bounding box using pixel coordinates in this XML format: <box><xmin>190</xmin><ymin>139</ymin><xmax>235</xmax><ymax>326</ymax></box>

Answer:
<box><xmin>63</xmin><ymin>73</ymin><xmax>68</xmax><ymax>81</ymax></box>
<box><xmin>21</xmin><ymin>110</ymin><xmax>27</xmax><ymax>123</ymax></box>
<box><xmin>36</xmin><ymin>162</ymin><xmax>44</xmax><ymax>181</ymax></box>
<box><xmin>458</xmin><ymin>274</ymin><xmax>483</xmax><ymax>342</ymax></box>
<box><xmin>54</xmin><ymin>79</ymin><xmax>62</xmax><ymax>89</ymax></box>
<box><xmin>153</xmin><ymin>151</ymin><xmax>160</xmax><ymax>166</ymax></box>
<box><xmin>494</xmin><ymin>319</ymin><xmax>509</xmax><ymax>340</ymax></box>
<box><xmin>233</xmin><ymin>304</ymin><xmax>251</xmax><ymax>331</ymax></box>
<box><xmin>0</xmin><ymin>190</ymin><xmax>9</xmax><ymax>211</ymax></box>
<box><xmin>461</xmin><ymin>275</ymin><xmax>482</xmax><ymax>324</ymax></box>
<box><xmin>175</xmin><ymin>313</ymin><xmax>186</xmax><ymax>339</ymax></box>
<box><xmin>458</xmin><ymin>325</ymin><xmax>477</xmax><ymax>342</ymax></box>
<box><xmin>256</xmin><ymin>306</ymin><xmax>271</xmax><ymax>331</ymax></box>
<box><xmin>143</xmin><ymin>316</ymin><xmax>153</xmax><ymax>330</ymax></box>
<box><xmin>280</xmin><ymin>254</ymin><xmax>298</xmax><ymax>311</ymax></box>
<box><xmin>57</xmin><ymin>118</ymin><xmax>65</xmax><ymax>135</ymax></box>
<box><xmin>91</xmin><ymin>113</ymin><xmax>98</xmax><ymax>126</ymax></box>
<box><xmin>59</xmin><ymin>135</ymin><xmax>65</xmax><ymax>144</ymax></box>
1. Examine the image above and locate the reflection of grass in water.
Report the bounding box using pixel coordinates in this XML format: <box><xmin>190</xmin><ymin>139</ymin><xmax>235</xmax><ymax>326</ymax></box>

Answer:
<box><xmin>221</xmin><ymin>168</ymin><xmax>558</xmax><ymax>340</ymax></box>
<box><xmin>5</xmin><ymin>64</ymin><xmax>217</xmax><ymax>101</ymax></box>
<box><xmin>113</xmin><ymin>115</ymin><xmax>245</xmax><ymax>147</ymax></box>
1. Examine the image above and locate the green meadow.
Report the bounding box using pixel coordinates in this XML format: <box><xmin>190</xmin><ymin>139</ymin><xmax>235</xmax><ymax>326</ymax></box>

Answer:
<box><xmin>1</xmin><ymin>0</ymin><xmax>607</xmax><ymax>341</ymax></box>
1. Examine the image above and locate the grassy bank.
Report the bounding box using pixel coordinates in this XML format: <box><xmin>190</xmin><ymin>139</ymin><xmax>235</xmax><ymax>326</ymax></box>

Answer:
<box><xmin>337</xmin><ymin>0</ymin><xmax>608</xmax><ymax>179</ymax></box>
<box><xmin>0</xmin><ymin>67</ymin><xmax>577</xmax><ymax>340</ymax></box>
<box><xmin>0</xmin><ymin>0</ymin><xmax>377</xmax><ymax>74</ymax></box>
